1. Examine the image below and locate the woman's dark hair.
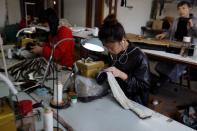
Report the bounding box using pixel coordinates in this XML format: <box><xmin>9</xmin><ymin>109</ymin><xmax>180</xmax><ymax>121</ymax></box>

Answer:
<box><xmin>39</xmin><ymin>8</ymin><xmax>59</xmax><ymax>36</ymax></box>
<box><xmin>98</xmin><ymin>14</ymin><xmax>126</xmax><ymax>45</ymax></box>
<box><xmin>177</xmin><ymin>1</ymin><xmax>192</xmax><ymax>8</ymax></box>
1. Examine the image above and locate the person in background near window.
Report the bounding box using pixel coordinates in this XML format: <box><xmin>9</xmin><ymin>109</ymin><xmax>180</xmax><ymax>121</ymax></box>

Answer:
<box><xmin>155</xmin><ymin>1</ymin><xmax>197</xmax><ymax>88</ymax></box>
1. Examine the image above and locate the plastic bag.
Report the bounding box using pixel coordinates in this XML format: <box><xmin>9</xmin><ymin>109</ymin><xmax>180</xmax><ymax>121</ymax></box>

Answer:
<box><xmin>75</xmin><ymin>75</ymin><xmax>109</xmax><ymax>102</ymax></box>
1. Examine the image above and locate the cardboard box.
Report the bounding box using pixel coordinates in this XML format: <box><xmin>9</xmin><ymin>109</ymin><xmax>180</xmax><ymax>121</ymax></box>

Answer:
<box><xmin>152</xmin><ymin>19</ymin><xmax>163</xmax><ymax>30</ymax></box>
<box><xmin>76</xmin><ymin>60</ymin><xmax>104</xmax><ymax>78</ymax></box>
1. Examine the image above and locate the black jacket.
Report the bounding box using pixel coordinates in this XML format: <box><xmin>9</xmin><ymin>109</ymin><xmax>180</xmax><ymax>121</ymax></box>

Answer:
<box><xmin>110</xmin><ymin>42</ymin><xmax>150</xmax><ymax>106</ymax></box>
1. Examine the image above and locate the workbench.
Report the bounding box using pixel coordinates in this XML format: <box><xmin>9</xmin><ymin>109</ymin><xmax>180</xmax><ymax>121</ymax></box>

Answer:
<box><xmin>0</xmin><ymin>33</ymin><xmax>195</xmax><ymax>131</ymax></box>
<box><xmin>1</xmin><ymin>69</ymin><xmax>194</xmax><ymax>131</ymax></box>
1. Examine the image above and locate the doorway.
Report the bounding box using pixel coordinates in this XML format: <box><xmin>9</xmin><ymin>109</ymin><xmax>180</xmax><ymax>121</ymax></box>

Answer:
<box><xmin>20</xmin><ymin>0</ymin><xmax>44</xmax><ymax>18</ymax></box>
<box><xmin>86</xmin><ymin>0</ymin><xmax>117</xmax><ymax>28</ymax></box>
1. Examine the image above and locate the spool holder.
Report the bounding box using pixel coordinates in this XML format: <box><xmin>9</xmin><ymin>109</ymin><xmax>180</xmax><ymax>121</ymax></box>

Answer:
<box><xmin>50</xmin><ymin>97</ymin><xmax>70</xmax><ymax>109</ymax></box>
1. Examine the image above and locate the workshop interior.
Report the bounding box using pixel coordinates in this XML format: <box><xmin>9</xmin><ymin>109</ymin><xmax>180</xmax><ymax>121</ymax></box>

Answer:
<box><xmin>0</xmin><ymin>0</ymin><xmax>197</xmax><ymax>131</ymax></box>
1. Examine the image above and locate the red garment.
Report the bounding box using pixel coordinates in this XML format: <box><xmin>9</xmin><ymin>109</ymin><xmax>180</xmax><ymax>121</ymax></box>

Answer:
<box><xmin>19</xmin><ymin>18</ymin><xmax>27</xmax><ymax>29</ymax></box>
<box><xmin>19</xmin><ymin>17</ymin><xmax>32</xmax><ymax>29</ymax></box>
<box><xmin>42</xmin><ymin>26</ymin><xmax>75</xmax><ymax>67</ymax></box>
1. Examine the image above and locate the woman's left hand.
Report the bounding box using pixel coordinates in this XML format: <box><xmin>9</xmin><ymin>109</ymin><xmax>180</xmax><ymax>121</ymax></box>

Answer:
<box><xmin>104</xmin><ymin>66</ymin><xmax>128</xmax><ymax>81</ymax></box>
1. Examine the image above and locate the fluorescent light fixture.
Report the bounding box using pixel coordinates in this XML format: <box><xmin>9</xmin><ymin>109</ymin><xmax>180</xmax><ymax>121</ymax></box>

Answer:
<box><xmin>82</xmin><ymin>38</ymin><xmax>104</xmax><ymax>52</ymax></box>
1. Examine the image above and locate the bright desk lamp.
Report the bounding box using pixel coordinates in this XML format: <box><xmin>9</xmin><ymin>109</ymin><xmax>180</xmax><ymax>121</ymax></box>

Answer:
<box><xmin>35</xmin><ymin>37</ymin><xmax>104</xmax><ymax>130</ymax></box>
<box><xmin>16</xmin><ymin>27</ymin><xmax>35</xmax><ymax>38</ymax></box>
<box><xmin>41</xmin><ymin>38</ymin><xmax>73</xmax><ymax>86</ymax></box>
<box><xmin>16</xmin><ymin>26</ymin><xmax>49</xmax><ymax>38</ymax></box>
<box><xmin>62</xmin><ymin>38</ymin><xmax>104</xmax><ymax>89</ymax></box>
<box><xmin>82</xmin><ymin>38</ymin><xmax>104</xmax><ymax>52</ymax></box>
<box><xmin>41</xmin><ymin>38</ymin><xmax>74</xmax><ymax>131</ymax></box>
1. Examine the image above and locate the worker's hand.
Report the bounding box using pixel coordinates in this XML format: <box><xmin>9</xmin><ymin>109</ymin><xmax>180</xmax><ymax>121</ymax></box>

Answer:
<box><xmin>104</xmin><ymin>66</ymin><xmax>128</xmax><ymax>81</ymax></box>
<box><xmin>37</xmin><ymin>42</ymin><xmax>44</xmax><ymax>46</ymax></box>
<box><xmin>188</xmin><ymin>19</ymin><xmax>194</xmax><ymax>28</ymax></box>
<box><xmin>31</xmin><ymin>45</ymin><xmax>43</xmax><ymax>55</ymax></box>
<box><xmin>155</xmin><ymin>33</ymin><xmax>166</xmax><ymax>40</ymax></box>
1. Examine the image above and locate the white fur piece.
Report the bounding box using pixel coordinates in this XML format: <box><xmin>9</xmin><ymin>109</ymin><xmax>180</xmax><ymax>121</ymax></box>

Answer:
<box><xmin>107</xmin><ymin>72</ymin><xmax>152</xmax><ymax>119</ymax></box>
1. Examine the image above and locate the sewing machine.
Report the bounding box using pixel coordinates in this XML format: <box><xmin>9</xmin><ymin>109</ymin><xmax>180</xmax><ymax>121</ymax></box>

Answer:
<box><xmin>76</xmin><ymin>59</ymin><xmax>105</xmax><ymax>78</ymax></box>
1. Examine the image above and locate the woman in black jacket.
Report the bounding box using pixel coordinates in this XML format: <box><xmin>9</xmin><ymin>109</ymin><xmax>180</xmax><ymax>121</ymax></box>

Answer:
<box><xmin>98</xmin><ymin>15</ymin><xmax>150</xmax><ymax>106</ymax></box>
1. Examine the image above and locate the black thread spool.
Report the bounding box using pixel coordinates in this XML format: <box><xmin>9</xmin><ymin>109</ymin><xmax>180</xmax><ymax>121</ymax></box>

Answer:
<box><xmin>96</xmin><ymin>71</ymin><xmax>107</xmax><ymax>85</ymax></box>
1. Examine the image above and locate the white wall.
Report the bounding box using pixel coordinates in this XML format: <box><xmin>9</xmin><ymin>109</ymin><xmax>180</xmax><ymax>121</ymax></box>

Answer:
<box><xmin>92</xmin><ymin>0</ymin><xmax>96</xmax><ymax>27</ymax></box>
<box><xmin>62</xmin><ymin>0</ymin><xmax>152</xmax><ymax>34</ymax></box>
<box><xmin>64</xmin><ymin>0</ymin><xmax>86</xmax><ymax>26</ymax></box>
<box><xmin>7</xmin><ymin>0</ymin><xmax>21</xmax><ymax>25</ymax></box>
<box><xmin>0</xmin><ymin>0</ymin><xmax>6</xmax><ymax>28</ymax></box>
<box><xmin>116</xmin><ymin>0</ymin><xmax>152</xmax><ymax>34</ymax></box>
<box><xmin>0</xmin><ymin>0</ymin><xmax>21</xmax><ymax>28</ymax></box>
<box><xmin>104</xmin><ymin>0</ymin><xmax>109</xmax><ymax>19</ymax></box>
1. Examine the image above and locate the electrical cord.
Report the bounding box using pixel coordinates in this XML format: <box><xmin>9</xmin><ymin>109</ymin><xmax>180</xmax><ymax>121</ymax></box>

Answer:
<box><xmin>111</xmin><ymin>47</ymin><xmax>139</xmax><ymax>65</ymax></box>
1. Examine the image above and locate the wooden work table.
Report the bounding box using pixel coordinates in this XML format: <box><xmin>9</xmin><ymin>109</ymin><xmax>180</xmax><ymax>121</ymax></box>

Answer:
<box><xmin>126</xmin><ymin>33</ymin><xmax>182</xmax><ymax>48</ymax></box>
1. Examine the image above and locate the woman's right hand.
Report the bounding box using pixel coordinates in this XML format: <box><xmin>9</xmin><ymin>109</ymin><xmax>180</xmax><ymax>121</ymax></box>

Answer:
<box><xmin>155</xmin><ymin>33</ymin><xmax>166</xmax><ymax>40</ymax></box>
<box><xmin>104</xmin><ymin>66</ymin><xmax>128</xmax><ymax>81</ymax></box>
<box><xmin>31</xmin><ymin>45</ymin><xmax>43</xmax><ymax>55</ymax></box>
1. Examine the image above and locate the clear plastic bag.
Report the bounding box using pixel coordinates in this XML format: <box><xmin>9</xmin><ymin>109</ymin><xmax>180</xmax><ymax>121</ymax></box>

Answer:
<box><xmin>75</xmin><ymin>75</ymin><xmax>108</xmax><ymax>101</ymax></box>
